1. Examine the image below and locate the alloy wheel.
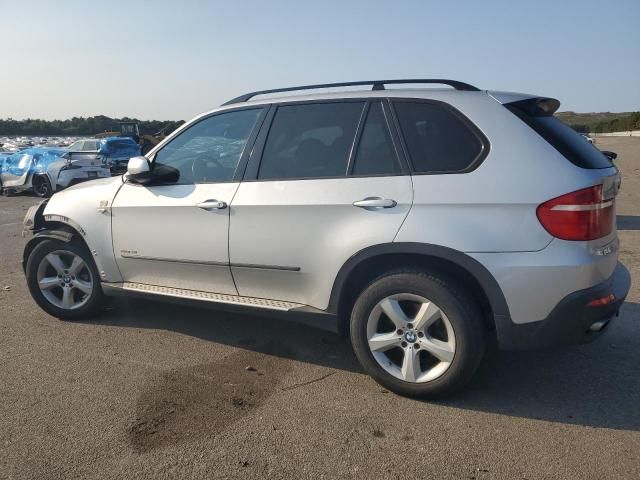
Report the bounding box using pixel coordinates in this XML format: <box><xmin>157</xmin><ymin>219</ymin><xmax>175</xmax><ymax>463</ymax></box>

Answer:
<box><xmin>366</xmin><ymin>293</ymin><xmax>456</xmax><ymax>383</ymax></box>
<box><xmin>36</xmin><ymin>250</ymin><xmax>93</xmax><ymax>310</ymax></box>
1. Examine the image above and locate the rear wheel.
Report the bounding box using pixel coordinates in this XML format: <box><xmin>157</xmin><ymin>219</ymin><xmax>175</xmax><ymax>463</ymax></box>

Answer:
<box><xmin>26</xmin><ymin>239</ymin><xmax>104</xmax><ymax>320</ymax></box>
<box><xmin>350</xmin><ymin>271</ymin><xmax>485</xmax><ymax>398</ymax></box>
<box><xmin>32</xmin><ymin>175</ymin><xmax>52</xmax><ymax>198</ymax></box>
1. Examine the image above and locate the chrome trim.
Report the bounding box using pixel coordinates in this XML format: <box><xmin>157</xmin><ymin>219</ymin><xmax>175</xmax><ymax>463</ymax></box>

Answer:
<box><xmin>118</xmin><ymin>253</ymin><xmax>300</xmax><ymax>271</ymax></box>
<box><xmin>119</xmin><ymin>253</ymin><xmax>227</xmax><ymax>267</ymax></box>
<box><xmin>230</xmin><ymin>263</ymin><xmax>301</xmax><ymax>272</ymax></box>
<box><xmin>551</xmin><ymin>200</ymin><xmax>614</xmax><ymax>212</ymax></box>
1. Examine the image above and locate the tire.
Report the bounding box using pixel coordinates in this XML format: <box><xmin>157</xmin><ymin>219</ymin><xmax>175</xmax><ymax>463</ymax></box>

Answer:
<box><xmin>350</xmin><ymin>270</ymin><xmax>485</xmax><ymax>398</ymax></box>
<box><xmin>1</xmin><ymin>179</ymin><xmax>12</xmax><ymax>196</ymax></box>
<box><xmin>26</xmin><ymin>239</ymin><xmax>105</xmax><ymax>320</ymax></box>
<box><xmin>32</xmin><ymin>175</ymin><xmax>52</xmax><ymax>198</ymax></box>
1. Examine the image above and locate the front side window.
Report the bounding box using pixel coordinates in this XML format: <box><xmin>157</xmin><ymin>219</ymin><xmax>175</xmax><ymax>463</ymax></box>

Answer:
<box><xmin>258</xmin><ymin>102</ymin><xmax>364</xmax><ymax>180</ymax></box>
<box><xmin>351</xmin><ymin>103</ymin><xmax>401</xmax><ymax>176</ymax></box>
<box><xmin>153</xmin><ymin>108</ymin><xmax>263</xmax><ymax>184</ymax></box>
<box><xmin>394</xmin><ymin>101</ymin><xmax>485</xmax><ymax>173</ymax></box>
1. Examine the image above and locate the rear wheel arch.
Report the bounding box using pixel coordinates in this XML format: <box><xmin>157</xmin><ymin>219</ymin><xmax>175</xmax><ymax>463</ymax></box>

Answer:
<box><xmin>31</xmin><ymin>174</ymin><xmax>53</xmax><ymax>197</ymax></box>
<box><xmin>328</xmin><ymin>243</ymin><xmax>511</xmax><ymax>335</ymax></box>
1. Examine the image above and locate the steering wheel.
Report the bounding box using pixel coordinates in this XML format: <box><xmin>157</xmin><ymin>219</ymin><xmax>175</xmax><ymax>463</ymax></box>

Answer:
<box><xmin>191</xmin><ymin>152</ymin><xmax>225</xmax><ymax>182</ymax></box>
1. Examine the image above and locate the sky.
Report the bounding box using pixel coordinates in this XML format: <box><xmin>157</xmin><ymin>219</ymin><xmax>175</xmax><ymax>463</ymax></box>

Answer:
<box><xmin>1</xmin><ymin>0</ymin><xmax>639</xmax><ymax>121</ymax></box>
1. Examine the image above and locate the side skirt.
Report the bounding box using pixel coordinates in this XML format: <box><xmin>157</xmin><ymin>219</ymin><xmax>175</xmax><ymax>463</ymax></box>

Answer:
<box><xmin>101</xmin><ymin>282</ymin><xmax>341</xmax><ymax>334</ymax></box>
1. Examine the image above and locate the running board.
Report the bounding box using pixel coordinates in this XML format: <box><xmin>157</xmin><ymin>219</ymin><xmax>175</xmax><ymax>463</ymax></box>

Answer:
<box><xmin>102</xmin><ymin>282</ymin><xmax>306</xmax><ymax>311</ymax></box>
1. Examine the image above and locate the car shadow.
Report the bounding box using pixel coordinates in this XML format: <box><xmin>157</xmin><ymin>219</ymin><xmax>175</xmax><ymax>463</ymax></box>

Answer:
<box><xmin>617</xmin><ymin>215</ymin><xmax>640</xmax><ymax>231</ymax></box>
<box><xmin>92</xmin><ymin>298</ymin><xmax>640</xmax><ymax>431</ymax></box>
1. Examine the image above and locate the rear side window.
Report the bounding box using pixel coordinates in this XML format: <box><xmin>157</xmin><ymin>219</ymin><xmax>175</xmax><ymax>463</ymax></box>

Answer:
<box><xmin>506</xmin><ymin>102</ymin><xmax>613</xmax><ymax>169</ymax></box>
<box><xmin>258</xmin><ymin>102</ymin><xmax>364</xmax><ymax>180</ymax></box>
<box><xmin>352</xmin><ymin>103</ymin><xmax>401</xmax><ymax>176</ymax></box>
<box><xmin>83</xmin><ymin>140</ymin><xmax>99</xmax><ymax>151</ymax></box>
<box><xmin>394</xmin><ymin>101</ymin><xmax>486</xmax><ymax>173</ymax></box>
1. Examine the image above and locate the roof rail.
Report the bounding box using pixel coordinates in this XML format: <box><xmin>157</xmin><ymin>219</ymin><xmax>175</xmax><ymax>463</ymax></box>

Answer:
<box><xmin>222</xmin><ymin>79</ymin><xmax>480</xmax><ymax>105</ymax></box>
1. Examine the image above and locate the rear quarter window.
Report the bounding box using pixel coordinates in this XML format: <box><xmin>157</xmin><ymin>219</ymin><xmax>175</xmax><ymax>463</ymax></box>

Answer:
<box><xmin>506</xmin><ymin>101</ymin><xmax>613</xmax><ymax>169</ymax></box>
<box><xmin>393</xmin><ymin>101</ymin><xmax>488</xmax><ymax>173</ymax></box>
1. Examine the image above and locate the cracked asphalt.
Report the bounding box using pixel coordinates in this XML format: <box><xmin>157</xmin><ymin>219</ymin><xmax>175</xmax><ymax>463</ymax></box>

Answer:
<box><xmin>1</xmin><ymin>137</ymin><xmax>639</xmax><ymax>479</ymax></box>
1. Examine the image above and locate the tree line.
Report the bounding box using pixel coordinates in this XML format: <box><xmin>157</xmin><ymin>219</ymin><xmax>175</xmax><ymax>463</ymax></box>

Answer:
<box><xmin>0</xmin><ymin>116</ymin><xmax>185</xmax><ymax>136</ymax></box>
<box><xmin>563</xmin><ymin>112</ymin><xmax>640</xmax><ymax>134</ymax></box>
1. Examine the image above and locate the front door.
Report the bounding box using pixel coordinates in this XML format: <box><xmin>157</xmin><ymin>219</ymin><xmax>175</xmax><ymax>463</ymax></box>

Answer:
<box><xmin>111</xmin><ymin>107</ymin><xmax>265</xmax><ymax>294</ymax></box>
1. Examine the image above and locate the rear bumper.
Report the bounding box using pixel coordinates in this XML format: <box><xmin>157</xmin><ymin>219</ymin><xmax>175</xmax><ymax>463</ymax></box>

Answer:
<box><xmin>498</xmin><ymin>262</ymin><xmax>631</xmax><ymax>350</ymax></box>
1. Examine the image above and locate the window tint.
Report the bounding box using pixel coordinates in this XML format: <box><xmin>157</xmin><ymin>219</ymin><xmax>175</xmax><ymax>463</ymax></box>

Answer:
<box><xmin>394</xmin><ymin>102</ymin><xmax>484</xmax><ymax>173</ymax></box>
<box><xmin>352</xmin><ymin>103</ymin><xmax>401</xmax><ymax>176</ymax></box>
<box><xmin>153</xmin><ymin>108</ymin><xmax>262</xmax><ymax>184</ymax></box>
<box><xmin>258</xmin><ymin>102</ymin><xmax>364</xmax><ymax>180</ymax></box>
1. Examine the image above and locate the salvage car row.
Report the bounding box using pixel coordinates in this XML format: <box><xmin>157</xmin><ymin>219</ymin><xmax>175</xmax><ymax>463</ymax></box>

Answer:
<box><xmin>0</xmin><ymin>137</ymin><xmax>140</xmax><ymax>196</ymax></box>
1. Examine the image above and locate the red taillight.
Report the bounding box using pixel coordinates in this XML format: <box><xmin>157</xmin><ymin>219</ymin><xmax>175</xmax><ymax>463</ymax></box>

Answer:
<box><xmin>536</xmin><ymin>185</ymin><xmax>615</xmax><ymax>241</ymax></box>
<box><xmin>587</xmin><ymin>293</ymin><xmax>616</xmax><ymax>307</ymax></box>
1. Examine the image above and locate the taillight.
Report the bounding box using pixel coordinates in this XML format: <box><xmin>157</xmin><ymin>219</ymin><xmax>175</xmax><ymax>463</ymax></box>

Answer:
<box><xmin>536</xmin><ymin>185</ymin><xmax>615</xmax><ymax>241</ymax></box>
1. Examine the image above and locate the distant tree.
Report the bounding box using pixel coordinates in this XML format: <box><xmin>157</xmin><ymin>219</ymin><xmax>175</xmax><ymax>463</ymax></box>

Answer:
<box><xmin>0</xmin><ymin>116</ymin><xmax>185</xmax><ymax>136</ymax></box>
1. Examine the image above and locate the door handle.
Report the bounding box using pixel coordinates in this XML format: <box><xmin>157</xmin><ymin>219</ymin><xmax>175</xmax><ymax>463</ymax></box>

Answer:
<box><xmin>353</xmin><ymin>197</ymin><xmax>397</xmax><ymax>209</ymax></box>
<box><xmin>196</xmin><ymin>199</ymin><xmax>227</xmax><ymax>210</ymax></box>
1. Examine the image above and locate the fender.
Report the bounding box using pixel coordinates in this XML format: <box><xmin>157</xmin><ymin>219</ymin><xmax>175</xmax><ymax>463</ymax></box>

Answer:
<box><xmin>327</xmin><ymin>242</ymin><xmax>513</xmax><ymax>335</ymax></box>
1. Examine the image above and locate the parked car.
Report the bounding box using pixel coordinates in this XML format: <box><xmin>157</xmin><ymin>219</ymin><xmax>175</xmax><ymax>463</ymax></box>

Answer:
<box><xmin>67</xmin><ymin>137</ymin><xmax>141</xmax><ymax>175</ymax></box>
<box><xmin>580</xmin><ymin>133</ymin><xmax>594</xmax><ymax>144</ymax></box>
<box><xmin>0</xmin><ymin>147</ymin><xmax>110</xmax><ymax>197</ymax></box>
<box><xmin>21</xmin><ymin>79</ymin><xmax>630</xmax><ymax>398</ymax></box>
<box><xmin>100</xmin><ymin>137</ymin><xmax>141</xmax><ymax>175</ymax></box>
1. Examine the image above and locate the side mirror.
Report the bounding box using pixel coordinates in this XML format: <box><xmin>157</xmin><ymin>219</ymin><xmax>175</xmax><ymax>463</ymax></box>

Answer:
<box><xmin>126</xmin><ymin>156</ymin><xmax>152</xmax><ymax>184</ymax></box>
<box><xmin>601</xmin><ymin>150</ymin><xmax>618</xmax><ymax>161</ymax></box>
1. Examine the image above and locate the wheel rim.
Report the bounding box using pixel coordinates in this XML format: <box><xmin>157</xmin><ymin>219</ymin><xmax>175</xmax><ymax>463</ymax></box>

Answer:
<box><xmin>366</xmin><ymin>293</ymin><xmax>456</xmax><ymax>383</ymax></box>
<box><xmin>36</xmin><ymin>250</ymin><xmax>93</xmax><ymax>310</ymax></box>
<box><xmin>34</xmin><ymin>179</ymin><xmax>49</xmax><ymax>196</ymax></box>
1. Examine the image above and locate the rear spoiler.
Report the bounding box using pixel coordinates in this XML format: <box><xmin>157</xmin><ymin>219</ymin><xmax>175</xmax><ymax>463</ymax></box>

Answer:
<box><xmin>488</xmin><ymin>91</ymin><xmax>561</xmax><ymax>115</ymax></box>
<box><xmin>505</xmin><ymin>97</ymin><xmax>560</xmax><ymax>116</ymax></box>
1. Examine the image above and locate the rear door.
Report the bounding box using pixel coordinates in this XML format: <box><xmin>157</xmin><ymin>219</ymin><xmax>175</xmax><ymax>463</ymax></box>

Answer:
<box><xmin>229</xmin><ymin>100</ymin><xmax>413</xmax><ymax>309</ymax></box>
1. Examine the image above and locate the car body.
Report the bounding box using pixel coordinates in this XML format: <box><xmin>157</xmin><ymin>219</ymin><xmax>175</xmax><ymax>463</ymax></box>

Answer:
<box><xmin>21</xmin><ymin>79</ymin><xmax>631</xmax><ymax>397</ymax></box>
<box><xmin>0</xmin><ymin>147</ymin><xmax>110</xmax><ymax>197</ymax></box>
<box><xmin>68</xmin><ymin>137</ymin><xmax>141</xmax><ymax>175</ymax></box>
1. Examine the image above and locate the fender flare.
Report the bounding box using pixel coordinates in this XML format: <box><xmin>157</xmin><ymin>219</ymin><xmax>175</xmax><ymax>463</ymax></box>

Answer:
<box><xmin>327</xmin><ymin>242</ymin><xmax>512</xmax><ymax>331</ymax></box>
<box><xmin>22</xmin><ymin>229</ymin><xmax>75</xmax><ymax>273</ymax></box>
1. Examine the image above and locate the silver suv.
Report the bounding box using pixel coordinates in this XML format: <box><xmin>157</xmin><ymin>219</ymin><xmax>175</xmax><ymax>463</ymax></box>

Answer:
<box><xmin>21</xmin><ymin>79</ymin><xmax>631</xmax><ymax>397</ymax></box>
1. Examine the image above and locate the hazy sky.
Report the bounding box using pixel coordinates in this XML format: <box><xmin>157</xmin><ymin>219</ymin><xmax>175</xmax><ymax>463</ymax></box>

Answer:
<box><xmin>2</xmin><ymin>0</ymin><xmax>639</xmax><ymax>121</ymax></box>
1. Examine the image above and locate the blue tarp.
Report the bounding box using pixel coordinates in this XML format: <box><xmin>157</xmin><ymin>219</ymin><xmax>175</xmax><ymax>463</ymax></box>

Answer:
<box><xmin>99</xmin><ymin>137</ymin><xmax>140</xmax><ymax>161</ymax></box>
<box><xmin>0</xmin><ymin>147</ymin><xmax>67</xmax><ymax>177</ymax></box>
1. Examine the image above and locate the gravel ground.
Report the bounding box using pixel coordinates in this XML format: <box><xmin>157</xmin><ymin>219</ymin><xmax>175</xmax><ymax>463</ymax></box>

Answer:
<box><xmin>1</xmin><ymin>137</ymin><xmax>639</xmax><ymax>480</ymax></box>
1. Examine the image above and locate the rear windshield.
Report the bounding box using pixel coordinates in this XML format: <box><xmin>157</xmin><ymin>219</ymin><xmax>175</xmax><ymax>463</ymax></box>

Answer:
<box><xmin>506</xmin><ymin>103</ymin><xmax>613</xmax><ymax>169</ymax></box>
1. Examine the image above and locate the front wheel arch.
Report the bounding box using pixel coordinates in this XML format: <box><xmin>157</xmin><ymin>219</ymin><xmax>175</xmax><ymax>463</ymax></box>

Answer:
<box><xmin>23</xmin><ymin>225</ymin><xmax>90</xmax><ymax>273</ymax></box>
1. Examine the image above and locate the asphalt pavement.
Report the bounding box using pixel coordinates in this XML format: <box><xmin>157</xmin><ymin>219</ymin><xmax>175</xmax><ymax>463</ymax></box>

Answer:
<box><xmin>1</xmin><ymin>137</ymin><xmax>639</xmax><ymax>479</ymax></box>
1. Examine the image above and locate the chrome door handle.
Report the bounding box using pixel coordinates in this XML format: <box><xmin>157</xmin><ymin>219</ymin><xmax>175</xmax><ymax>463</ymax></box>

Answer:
<box><xmin>353</xmin><ymin>197</ymin><xmax>397</xmax><ymax>209</ymax></box>
<box><xmin>196</xmin><ymin>199</ymin><xmax>227</xmax><ymax>210</ymax></box>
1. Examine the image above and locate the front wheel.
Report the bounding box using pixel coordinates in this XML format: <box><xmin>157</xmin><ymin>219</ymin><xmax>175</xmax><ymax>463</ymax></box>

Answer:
<box><xmin>26</xmin><ymin>239</ymin><xmax>105</xmax><ymax>320</ymax></box>
<box><xmin>350</xmin><ymin>271</ymin><xmax>485</xmax><ymax>398</ymax></box>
